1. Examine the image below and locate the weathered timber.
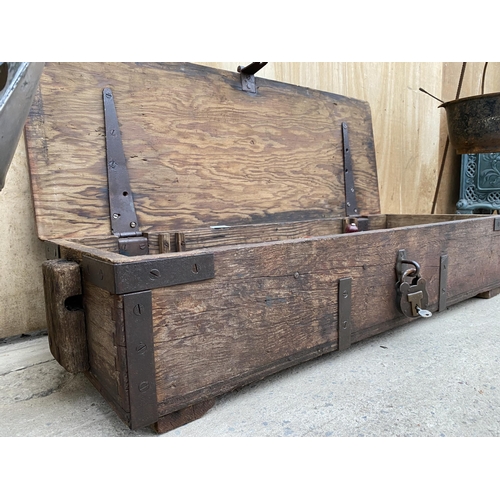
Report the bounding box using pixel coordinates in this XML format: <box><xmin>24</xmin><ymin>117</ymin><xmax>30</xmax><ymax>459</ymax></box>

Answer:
<box><xmin>73</xmin><ymin>235</ymin><xmax>119</xmax><ymax>253</ymax></box>
<box><xmin>25</xmin><ymin>62</ymin><xmax>379</xmax><ymax>240</ymax></box>
<box><xmin>151</xmin><ymin>216</ymin><xmax>500</xmax><ymax>415</ymax></box>
<box><xmin>42</xmin><ymin>259</ymin><xmax>88</xmax><ymax>373</ymax></box>
<box><xmin>83</xmin><ymin>281</ymin><xmax>130</xmax><ymax>419</ymax></box>
<box><xmin>58</xmin><ymin>238</ymin><xmax>121</xmax><ymax>264</ymax></box>
<box><xmin>153</xmin><ymin>399</ymin><xmax>215</xmax><ymax>434</ymax></box>
<box><xmin>45</xmin><ymin>215</ymin><xmax>500</xmax><ymax>420</ymax></box>
<box><xmin>386</xmin><ymin>213</ymin><xmax>483</xmax><ymax>228</ymax></box>
<box><xmin>67</xmin><ymin>214</ymin><xmax>479</xmax><ymax>257</ymax></box>
<box><xmin>156</xmin><ymin>233</ymin><xmax>171</xmax><ymax>254</ymax></box>
<box><xmin>151</xmin><ymin>215</ymin><xmax>387</xmax><ymax>252</ymax></box>
<box><xmin>476</xmin><ymin>287</ymin><xmax>500</xmax><ymax>299</ymax></box>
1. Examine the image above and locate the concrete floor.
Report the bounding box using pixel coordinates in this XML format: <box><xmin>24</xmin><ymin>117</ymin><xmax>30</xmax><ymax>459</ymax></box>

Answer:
<box><xmin>1</xmin><ymin>294</ymin><xmax>500</xmax><ymax>437</ymax></box>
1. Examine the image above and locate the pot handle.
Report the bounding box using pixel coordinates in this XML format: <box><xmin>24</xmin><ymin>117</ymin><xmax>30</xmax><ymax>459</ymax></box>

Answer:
<box><xmin>481</xmin><ymin>62</ymin><xmax>489</xmax><ymax>94</ymax></box>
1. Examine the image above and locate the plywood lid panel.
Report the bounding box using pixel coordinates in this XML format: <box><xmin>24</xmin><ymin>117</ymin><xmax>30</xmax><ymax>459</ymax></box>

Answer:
<box><xmin>25</xmin><ymin>62</ymin><xmax>380</xmax><ymax>240</ymax></box>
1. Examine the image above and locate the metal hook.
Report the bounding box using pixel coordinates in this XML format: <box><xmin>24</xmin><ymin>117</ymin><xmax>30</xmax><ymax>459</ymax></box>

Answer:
<box><xmin>237</xmin><ymin>62</ymin><xmax>268</xmax><ymax>94</ymax></box>
<box><xmin>237</xmin><ymin>62</ymin><xmax>268</xmax><ymax>75</ymax></box>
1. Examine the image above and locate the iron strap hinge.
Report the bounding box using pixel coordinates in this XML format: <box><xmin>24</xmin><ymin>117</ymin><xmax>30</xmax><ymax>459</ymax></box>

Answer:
<box><xmin>103</xmin><ymin>88</ymin><xmax>148</xmax><ymax>256</ymax></box>
<box><xmin>342</xmin><ymin>122</ymin><xmax>359</xmax><ymax>218</ymax></box>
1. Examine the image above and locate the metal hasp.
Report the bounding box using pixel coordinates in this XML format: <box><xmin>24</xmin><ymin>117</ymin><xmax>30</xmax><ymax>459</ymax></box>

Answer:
<box><xmin>0</xmin><ymin>62</ymin><xmax>44</xmax><ymax>191</ymax></box>
<box><xmin>123</xmin><ymin>290</ymin><xmax>158</xmax><ymax>429</ymax></box>
<box><xmin>338</xmin><ymin>277</ymin><xmax>352</xmax><ymax>351</ymax></box>
<box><xmin>341</xmin><ymin>122</ymin><xmax>359</xmax><ymax>218</ymax></box>
<box><xmin>103</xmin><ymin>88</ymin><xmax>148</xmax><ymax>256</ymax></box>
<box><xmin>237</xmin><ymin>62</ymin><xmax>268</xmax><ymax>94</ymax></box>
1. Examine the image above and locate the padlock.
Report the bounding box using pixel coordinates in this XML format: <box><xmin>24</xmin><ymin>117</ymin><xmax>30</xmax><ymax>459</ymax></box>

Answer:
<box><xmin>396</xmin><ymin>268</ymin><xmax>432</xmax><ymax>318</ymax></box>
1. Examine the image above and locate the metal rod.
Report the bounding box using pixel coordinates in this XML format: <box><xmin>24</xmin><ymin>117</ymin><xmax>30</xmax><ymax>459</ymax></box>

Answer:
<box><xmin>481</xmin><ymin>62</ymin><xmax>489</xmax><ymax>95</ymax></box>
<box><xmin>431</xmin><ymin>62</ymin><xmax>467</xmax><ymax>214</ymax></box>
<box><xmin>237</xmin><ymin>62</ymin><xmax>268</xmax><ymax>75</ymax></box>
<box><xmin>418</xmin><ymin>87</ymin><xmax>444</xmax><ymax>104</ymax></box>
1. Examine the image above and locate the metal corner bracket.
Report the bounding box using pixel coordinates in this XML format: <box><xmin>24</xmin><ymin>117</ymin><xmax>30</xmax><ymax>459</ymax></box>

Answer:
<box><xmin>439</xmin><ymin>254</ymin><xmax>448</xmax><ymax>312</ymax></box>
<box><xmin>338</xmin><ymin>277</ymin><xmax>352</xmax><ymax>351</ymax></box>
<box><xmin>123</xmin><ymin>290</ymin><xmax>158</xmax><ymax>429</ymax></box>
<box><xmin>82</xmin><ymin>253</ymin><xmax>215</xmax><ymax>295</ymax></box>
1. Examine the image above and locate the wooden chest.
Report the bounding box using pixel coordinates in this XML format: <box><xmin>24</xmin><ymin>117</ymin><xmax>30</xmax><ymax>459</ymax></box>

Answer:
<box><xmin>25</xmin><ymin>62</ymin><xmax>500</xmax><ymax>433</ymax></box>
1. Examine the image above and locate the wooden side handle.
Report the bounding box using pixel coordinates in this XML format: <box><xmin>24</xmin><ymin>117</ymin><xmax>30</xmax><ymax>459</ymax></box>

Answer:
<box><xmin>42</xmin><ymin>259</ymin><xmax>89</xmax><ymax>373</ymax></box>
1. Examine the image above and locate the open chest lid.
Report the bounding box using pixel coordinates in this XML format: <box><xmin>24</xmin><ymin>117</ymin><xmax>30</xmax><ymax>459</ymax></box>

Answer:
<box><xmin>25</xmin><ymin>62</ymin><xmax>380</xmax><ymax>241</ymax></box>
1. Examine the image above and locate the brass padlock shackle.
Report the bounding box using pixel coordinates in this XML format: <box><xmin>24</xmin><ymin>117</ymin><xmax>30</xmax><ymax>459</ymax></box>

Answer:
<box><xmin>401</xmin><ymin>259</ymin><xmax>421</xmax><ymax>279</ymax></box>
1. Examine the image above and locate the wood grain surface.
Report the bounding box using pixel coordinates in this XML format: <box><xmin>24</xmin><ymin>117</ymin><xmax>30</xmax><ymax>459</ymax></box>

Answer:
<box><xmin>60</xmin><ymin>213</ymin><xmax>476</xmax><ymax>255</ymax></box>
<box><xmin>150</xmin><ymin>216</ymin><xmax>500</xmax><ymax>415</ymax></box>
<box><xmin>83</xmin><ymin>281</ymin><xmax>129</xmax><ymax>417</ymax></box>
<box><xmin>25</xmin><ymin>62</ymin><xmax>379</xmax><ymax>240</ymax></box>
<box><xmin>153</xmin><ymin>399</ymin><xmax>215</xmax><ymax>433</ymax></box>
<box><xmin>150</xmin><ymin>215</ymin><xmax>387</xmax><ymax>253</ymax></box>
<box><xmin>42</xmin><ymin>259</ymin><xmax>88</xmax><ymax>373</ymax></box>
<box><xmin>201</xmin><ymin>62</ymin><xmax>446</xmax><ymax>214</ymax></box>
